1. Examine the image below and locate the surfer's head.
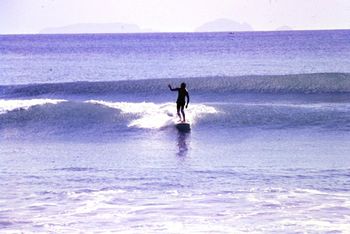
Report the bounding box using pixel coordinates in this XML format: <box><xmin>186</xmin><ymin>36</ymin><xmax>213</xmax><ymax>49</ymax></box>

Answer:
<box><xmin>181</xmin><ymin>82</ymin><xmax>186</xmax><ymax>88</ymax></box>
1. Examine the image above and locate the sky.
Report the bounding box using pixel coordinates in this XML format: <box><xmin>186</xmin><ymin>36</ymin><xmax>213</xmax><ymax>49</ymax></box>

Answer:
<box><xmin>0</xmin><ymin>0</ymin><xmax>349</xmax><ymax>34</ymax></box>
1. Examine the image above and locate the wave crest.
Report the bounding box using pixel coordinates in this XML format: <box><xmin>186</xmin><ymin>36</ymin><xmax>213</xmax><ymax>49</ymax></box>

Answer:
<box><xmin>1</xmin><ymin>73</ymin><xmax>350</xmax><ymax>98</ymax></box>
<box><xmin>0</xmin><ymin>99</ymin><xmax>218</xmax><ymax>138</ymax></box>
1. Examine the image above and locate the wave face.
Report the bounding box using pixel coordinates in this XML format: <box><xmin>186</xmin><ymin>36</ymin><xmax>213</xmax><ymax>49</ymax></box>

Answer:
<box><xmin>1</xmin><ymin>73</ymin><xmax>350</xmax><ymax>98</ymax></box>
<box><xmin>0</xmin><ymin>97</ymin><xmax>349</xmax><ymax>140</ymax></box>
<box><xmin>1</xmin><ymin>73</ymin><xmax>350</xmax><ymax>139</ymax></box>
<box><xmin>205</xmin><ymin>102</ymin><xmax>350</xmax><ymax>130</ymax></box>
<box><xmin>0</xmin><ymin>99</ymin><xmax>217</xmax><ymax>139</ymax></box>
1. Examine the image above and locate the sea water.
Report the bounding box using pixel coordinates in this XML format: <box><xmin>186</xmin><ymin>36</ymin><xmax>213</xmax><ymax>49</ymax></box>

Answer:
<box><xmin>0</xmin><ymin>31</ymin><xmax>350</xmax><ymax>233</ymax></box>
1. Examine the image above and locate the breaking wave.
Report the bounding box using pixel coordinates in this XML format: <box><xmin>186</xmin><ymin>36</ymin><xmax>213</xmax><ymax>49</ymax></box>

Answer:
<box><xmin>0</xmin><ymin>96</ymin><xmax>349</xmax><ymax>140</ymax></box>
<box><xmin>0</xmin><ymin>99</ymin><xmax>217</xmax><ymax>139</ymax></box>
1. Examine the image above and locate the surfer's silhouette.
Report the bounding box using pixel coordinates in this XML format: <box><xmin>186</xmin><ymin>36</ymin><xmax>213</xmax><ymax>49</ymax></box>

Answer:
<box><xmin>168</xmin><ymin>82</ymin><xmax>190</xmax><ymax>122</ymax></box>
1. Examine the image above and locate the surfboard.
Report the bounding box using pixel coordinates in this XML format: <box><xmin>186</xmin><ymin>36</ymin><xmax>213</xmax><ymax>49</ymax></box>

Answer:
<box><xmin>175</xmin><ymin>122</ymin><xmax>191</xmax><ymax>132</ymax></box>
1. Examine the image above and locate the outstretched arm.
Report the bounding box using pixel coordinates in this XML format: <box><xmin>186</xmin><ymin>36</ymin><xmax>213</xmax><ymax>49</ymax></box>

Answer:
<box><xmin>168</xmin><ymin>84</ymin><xmax>177</xmax><ymax>91</ymax></box>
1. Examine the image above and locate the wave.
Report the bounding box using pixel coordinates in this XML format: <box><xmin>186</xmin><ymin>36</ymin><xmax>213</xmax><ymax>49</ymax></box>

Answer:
<box><xmin>0</xmin><ymin>99</ymin><xmax>66</xmax><ymax>114</ymax></box>
<box><xmin>203</xmin><ymin>102</ymin><xmax>350</xmax><ymax>130</ymax></box>
<box><xmin>0</xmin><ymin>98</ymin><xmax>349</xmax><ymax>140</ymax></box>
<box><xmin>0</xmin><ymin>99</ymin><xmax>217</xmax><ymax>138</ymax></box>
<box><xmin>1</xmin><ymin>73</ymin><xmax>350</xmax><ymax>98</ymax></box>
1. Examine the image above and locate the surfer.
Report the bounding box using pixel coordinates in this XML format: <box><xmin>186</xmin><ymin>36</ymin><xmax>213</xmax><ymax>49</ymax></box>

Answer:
<box><xmin>168</xmin><ymin>82</ymin><xmax>190</xmax><ymax>122</ymax></box>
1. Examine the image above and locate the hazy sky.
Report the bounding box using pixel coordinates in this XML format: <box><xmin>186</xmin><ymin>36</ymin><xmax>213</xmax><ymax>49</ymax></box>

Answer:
<box><xmin>1</xmin><ymin>0</ymin><xmax>349</xmax><ymax>34</ymax></box>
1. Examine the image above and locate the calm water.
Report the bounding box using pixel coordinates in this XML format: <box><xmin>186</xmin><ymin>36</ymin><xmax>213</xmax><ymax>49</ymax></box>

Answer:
<box><xmin>1</xmin><ymin>31</ymin><xmax>350</xmax><ymax>233</ymax></box>
<box><xmin>1</xmin><ymin>30</ymin><xmax>349</xmax><ymax>85</ymax></box>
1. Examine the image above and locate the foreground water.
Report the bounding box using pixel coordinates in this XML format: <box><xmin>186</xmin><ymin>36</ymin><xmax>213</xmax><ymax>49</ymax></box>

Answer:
<box><xmin>1</xmin><ymin>94</ymin><xmax>350</xmax><ymax>233</ymax></box>
<box><xmin>1</xmin><ymin>128</ymin><xmax>350</xmax><ymax>233</ymax></box>
<box><xmin>1</xmin><ymin>31</ymin><xmax>350</xmax><ymax>233</ymax></box>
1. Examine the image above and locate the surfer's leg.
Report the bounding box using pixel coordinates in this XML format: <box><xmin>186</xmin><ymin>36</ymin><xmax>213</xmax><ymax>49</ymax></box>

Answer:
<box><xmin>176</xmin><ymin>103</ymin><xmax>182</xmax><ymax>121</ymax></box>
<box><xmin>181</xmin><ymin>105</ymin><xmax>185</xmax><ymax>122</ymax></box>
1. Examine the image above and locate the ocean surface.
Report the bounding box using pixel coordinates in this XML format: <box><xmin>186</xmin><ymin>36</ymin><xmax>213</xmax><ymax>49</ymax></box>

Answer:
<box><xmin>1</xmin><ymin>30</ymin><xmax>350</xmax><ymax>233</ymax></box>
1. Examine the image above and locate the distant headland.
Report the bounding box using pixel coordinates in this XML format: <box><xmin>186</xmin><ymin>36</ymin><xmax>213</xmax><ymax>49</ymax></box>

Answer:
<box><xmin>195</xmin><ymin>18</ymin><xmax>253</xmax><ymax>32</ymax></box>
<box><xmin>38</xmin><ymin>20</ymin><xmax>298</xmax><ymax>34</ymax></box>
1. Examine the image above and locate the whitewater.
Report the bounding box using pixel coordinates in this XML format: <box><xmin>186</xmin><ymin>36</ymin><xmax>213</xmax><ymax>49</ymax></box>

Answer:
<box><xmin>1</xmin><ymin>31</ymin><xmax>350</xmax><ymax>233</ymax></box>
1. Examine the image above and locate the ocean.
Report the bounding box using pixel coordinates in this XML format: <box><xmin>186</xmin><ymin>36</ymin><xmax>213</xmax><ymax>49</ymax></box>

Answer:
<box><xmin>1</xmin><ymin>30</ymin><xmax>350</xmax><ymax>233</ymax></box>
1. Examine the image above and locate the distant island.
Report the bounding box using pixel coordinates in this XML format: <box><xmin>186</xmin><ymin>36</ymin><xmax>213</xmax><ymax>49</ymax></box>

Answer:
<box><xmin>40</xmin><ymin>22</ymin><xmax>151</xmax><ymax>34</ymax></box>
<box><xmin>39</xmin><ymin>21</ymin><xmax>296</xmax><ymax>34</ymax></box>
<box><xmin>195</xmin><ymin>18</ymin><xmax>253</xmax><ymax>32</ymax></box>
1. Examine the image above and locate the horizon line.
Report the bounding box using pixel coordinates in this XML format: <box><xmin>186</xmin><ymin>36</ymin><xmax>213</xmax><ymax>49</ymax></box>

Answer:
<box><xmin>1</xmin><ymin>28</ymin><xmax>349</xmax><ymax>36</ymax></box>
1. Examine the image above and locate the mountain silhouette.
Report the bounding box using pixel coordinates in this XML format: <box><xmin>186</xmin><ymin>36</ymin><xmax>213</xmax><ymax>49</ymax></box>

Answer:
<box><xmin>195</xmin><ymin>19</ymin><xmax>253</xmax><ymax>32</ymax></box>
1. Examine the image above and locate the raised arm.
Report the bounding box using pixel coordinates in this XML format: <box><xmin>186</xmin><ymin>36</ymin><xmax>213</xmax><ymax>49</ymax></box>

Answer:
<box><xmin>168</xmin><ymin>84</ymin><xmax>178</xmax><ymax>91</ymax></box>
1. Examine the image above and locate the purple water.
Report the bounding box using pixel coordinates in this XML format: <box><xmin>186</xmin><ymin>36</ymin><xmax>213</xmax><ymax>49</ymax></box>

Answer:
<box><xmin>1</xmin><ymin>31</ymin><xmax>350</xmax><ymax>233</ymax></box>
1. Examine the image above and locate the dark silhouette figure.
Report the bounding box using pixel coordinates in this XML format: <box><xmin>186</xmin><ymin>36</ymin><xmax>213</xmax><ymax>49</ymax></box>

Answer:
<box><xmin>168</xmin><ymin>82</ymin><xmax>190</xmax><ymax>122</ymax></box>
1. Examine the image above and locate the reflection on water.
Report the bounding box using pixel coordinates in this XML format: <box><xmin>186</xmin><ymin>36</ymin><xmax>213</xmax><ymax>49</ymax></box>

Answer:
<box><xmin>177</xmin><ymin>132</ymin><xmax>190</xmax><ymax>157</ymax></box>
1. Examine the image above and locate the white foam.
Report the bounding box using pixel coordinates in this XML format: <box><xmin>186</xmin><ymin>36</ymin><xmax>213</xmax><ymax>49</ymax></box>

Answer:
<box><xmin>87</xmin><ymin>100</ymin><xmax>218</xmax><ymax>129</ymax></box>
<box><xmin>0</xmin><ymin>99</ymin><xmax>66</xmax><ymax>114</ymax></box>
